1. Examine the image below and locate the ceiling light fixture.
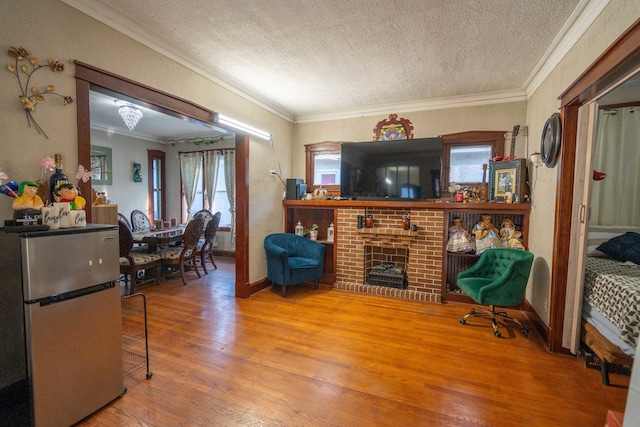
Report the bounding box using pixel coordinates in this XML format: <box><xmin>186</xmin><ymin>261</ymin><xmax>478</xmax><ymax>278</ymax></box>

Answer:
<box><xmin>116</xmin><ymin>102</ymin><xmax>143</xmax><ymax>131</ymax></box>
<box><xmin>217</xmin><ymin>114</ymin><xmax>271</xmax><ymax>141</ymax></box>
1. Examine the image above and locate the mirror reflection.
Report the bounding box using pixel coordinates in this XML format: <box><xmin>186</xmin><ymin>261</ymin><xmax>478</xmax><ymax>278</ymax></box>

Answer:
<box><xmin>89</xmin><ymin>89</ymin><xmax>237</xmax><ymax>252</ymax></box>
<box><xmin>90</xmin><ymin>145</ymin><xmax>112</xmax><ymax>185</ymax></box>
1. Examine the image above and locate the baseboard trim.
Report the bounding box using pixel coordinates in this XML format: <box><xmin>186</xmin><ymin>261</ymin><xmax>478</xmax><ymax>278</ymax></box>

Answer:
<box><xmin>211</xmin><ymin>249</ymin><xmax>235</xmax><ymax>258</ymax></box>
<box><xmin>523</xmin><ymin>299</ymin><xmax>549</xmax><ymax>347</ymax></box>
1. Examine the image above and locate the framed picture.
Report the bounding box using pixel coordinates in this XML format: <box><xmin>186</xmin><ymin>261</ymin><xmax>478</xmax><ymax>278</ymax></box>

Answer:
<box><xmin>494</xmin><ymin>168</ymin><xmax>516</xmax><ymax>200</ymax></box>
<box><xmin>489</xmin><ymin>159</ymin><xmax>527</xmax><ymax>203</ymax></box>
<box><xmin>90</xmin><ymin>145</ymin><xmax>113</xmax><ymax>185</ymax></box>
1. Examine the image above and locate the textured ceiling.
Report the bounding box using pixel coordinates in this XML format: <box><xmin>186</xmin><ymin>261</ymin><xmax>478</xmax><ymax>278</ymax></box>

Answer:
<box><xmin>65</xmin><ymin>0</ymin><xmax>586</xmax><ymax>123</ymax></box>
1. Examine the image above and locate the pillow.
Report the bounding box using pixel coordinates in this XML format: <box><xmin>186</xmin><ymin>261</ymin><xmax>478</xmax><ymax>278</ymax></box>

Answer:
<box><xmin>589</xmin><ymin>226</ymin><xmax>637</xmax><ymax>246</ymax></box>
<box><xmin>596</xmin><ymin>232</ymin><xmax>640</xmax><ymax>265</ymax></box>
<box><xmin>586</xmin><ymin>248</ymin><xmax>609</xmax><ymax>258</ymax></box>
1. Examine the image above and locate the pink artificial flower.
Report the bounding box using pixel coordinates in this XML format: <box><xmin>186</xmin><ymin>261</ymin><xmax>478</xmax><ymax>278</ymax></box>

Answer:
<box><xmin>40</xmin><ymin>156</ymin><xmax>55</xmax><ymax>172</ymax></box>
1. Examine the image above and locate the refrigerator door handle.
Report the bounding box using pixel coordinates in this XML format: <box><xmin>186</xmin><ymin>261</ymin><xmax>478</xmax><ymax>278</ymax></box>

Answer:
<box><xmin>25</xmin><ymin>281</ymin><xmax>117</xmax><ymax>306</ymax></box>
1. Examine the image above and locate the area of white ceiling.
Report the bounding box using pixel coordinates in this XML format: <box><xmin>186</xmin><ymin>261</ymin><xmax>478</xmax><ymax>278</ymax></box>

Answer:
<box><xmin>65</xmin><ymin>0</ymin><xmax>607</xmax><ymax>124</ymax></box>
<box><xmin>89</xmin><ymin>90</ymin><xmax>230</xmax><ymax>141</ymax></box>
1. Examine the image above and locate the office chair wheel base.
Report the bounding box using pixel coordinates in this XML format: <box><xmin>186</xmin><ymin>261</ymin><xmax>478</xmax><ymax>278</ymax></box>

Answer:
<box><xmin>459</xmin><ymin>318</ymin><xmax>466</xmax><ymax>325</ymax></box>
<box><xmin>494</xmin><ymin>330</ymin><xmax>502</xmax><ymax>338</ymax></box>
<box><xmin>521</xmin><ymin>328</ymin><xmax>529</xmax><ymax>336</ymax></box>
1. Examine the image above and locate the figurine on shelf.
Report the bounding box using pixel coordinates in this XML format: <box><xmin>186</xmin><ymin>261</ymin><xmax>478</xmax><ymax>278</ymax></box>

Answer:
<box><xmin>472</xmin><ymin>214</ymin><xmax>502</xmax><ymax>255</ymax></box>
<box><xmin>500</xmin><ymin>217</ymin><xmax>525</xmax><ymax>249</ymax></box>
<box><xmin>56</xmin><ymin>183</ymin><xmax>86</xmax><ymax>210</ymax></box>
<box><xmin>327</xmin><ymin>222</ymin><xmax>334</xmax><ymax>242</ymax></box>
<box><xmin>446</xmin><ymin>217</ymin><xmax>475</xmax><ymax>253</ymax></box>
<box><xmin>306</xmin><ymin>223</ymin><xmax>319</xmax><ymax>240</ymax></box>
<box><xmin>12</xmin><ymin>181</ymin><xmax>44</xmax><ymax>221</ymax></box>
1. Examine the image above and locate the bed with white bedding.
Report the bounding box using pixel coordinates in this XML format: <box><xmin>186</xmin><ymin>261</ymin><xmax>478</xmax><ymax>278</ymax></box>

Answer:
<box><xmin>583</xmin><ymin>255</ymin><xmax>640</xmax><ymax>356</ymax></box>
<box><xmin>580</xmin><ymin>226</ymin><xmax>640</xmax><ymax>384</ymax></box>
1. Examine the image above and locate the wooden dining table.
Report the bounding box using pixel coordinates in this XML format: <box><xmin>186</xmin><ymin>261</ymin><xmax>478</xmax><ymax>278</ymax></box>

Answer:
<box><xmin>133</xmin><ymin>225</ymin><xmax>186</xmax><ymax>252</ymax></box>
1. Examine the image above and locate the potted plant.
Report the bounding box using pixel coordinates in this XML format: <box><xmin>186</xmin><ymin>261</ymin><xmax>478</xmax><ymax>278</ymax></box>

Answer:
<box><xmin>306</xmin><ymin>224</ymin><xmax>319</xmax><ymax>240</ymax></box>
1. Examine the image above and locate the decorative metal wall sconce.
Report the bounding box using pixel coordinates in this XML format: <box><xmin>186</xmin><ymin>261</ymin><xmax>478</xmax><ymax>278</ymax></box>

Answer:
<box><xmin>7</xmin><ymin>47</ymin><xmax>73</xmax><ymax>139</ymax></box>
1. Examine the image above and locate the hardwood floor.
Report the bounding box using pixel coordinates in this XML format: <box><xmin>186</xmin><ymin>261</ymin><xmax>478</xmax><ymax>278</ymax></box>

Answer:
<box><xmin>80</xmin><ymin>258</ymin><xmax>630</xmax><ymax>426</ymax></box>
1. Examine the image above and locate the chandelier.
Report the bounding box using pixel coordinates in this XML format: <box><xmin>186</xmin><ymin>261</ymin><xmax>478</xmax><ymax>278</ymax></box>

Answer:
<box><xmin>117</xmin><ymin>104</ymin><xmax>143</xmax><ymax>131</ymax></box>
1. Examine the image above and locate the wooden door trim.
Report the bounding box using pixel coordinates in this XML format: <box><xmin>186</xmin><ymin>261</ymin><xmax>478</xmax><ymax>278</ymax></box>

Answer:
<box><xmin>74</xmin><ymin>62</ymin><xmax>250</xmax><ymax>298</ymax></box>
<box><xmin>548</xmin><ymin>18</ymin><xmax>640</xmax><ymax>353</ymax></box>
<box><xmin>148</xmin><ymin>150</ymin><xmax>166</xmax><ymax>221</ymax></box>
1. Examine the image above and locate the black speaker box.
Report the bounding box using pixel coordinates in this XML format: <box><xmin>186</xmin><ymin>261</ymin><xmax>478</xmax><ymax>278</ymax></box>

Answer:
<box><xmin>286</xmin><ymin>179</ymin><xmax>306</xmax><ymax>200</ymax></box>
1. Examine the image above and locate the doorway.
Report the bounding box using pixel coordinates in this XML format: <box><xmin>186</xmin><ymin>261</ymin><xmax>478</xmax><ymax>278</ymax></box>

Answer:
<box><xmin>74</xmin><ymin>62</ymin><xmax>250</xmax><ymax>298</ymax></box>
<box><xmin>547</xmin><ymin>20</ymin><xmax>640</xmax><ymax>353</ymax></box>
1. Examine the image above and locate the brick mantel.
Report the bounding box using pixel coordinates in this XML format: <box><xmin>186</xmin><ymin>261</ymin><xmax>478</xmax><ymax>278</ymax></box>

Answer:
<box><xmin>357</xmin><ymin>228</ymin><xmax>418</xmax><ymax>247</ymax></box>
<box><xmin>283</xmin><ymin>200</ymin><xmax>530</xmax><ymax>303</ymax></box>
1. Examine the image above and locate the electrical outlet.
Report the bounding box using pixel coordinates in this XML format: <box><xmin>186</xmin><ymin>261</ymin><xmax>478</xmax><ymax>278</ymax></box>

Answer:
<box><xmin>269</xmin><ymin>169</ymin><xmax>276</xmax><ymax>176</ymax></box>
<box><xmin>543</xmin><ymin>299</ymin><xmax>548</xmax><ymax>313</ymax></box>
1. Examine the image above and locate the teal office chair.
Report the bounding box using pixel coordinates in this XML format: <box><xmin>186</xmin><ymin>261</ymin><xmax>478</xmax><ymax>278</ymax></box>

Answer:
<box><xmin>457</xmin><ymin>248</ymin><xmax>534</xmax><ymax>337</ymax></box>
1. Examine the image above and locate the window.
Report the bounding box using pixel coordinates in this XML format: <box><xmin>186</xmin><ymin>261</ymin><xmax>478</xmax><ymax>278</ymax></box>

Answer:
<box><xmin>305</xmin><ymin>141</ymin><xmax>344</xmax><ymax>196</ymax></box>
<box><xmin>186</xmin><ymin>152</ymin><xmax>232</xmax><ymax>227</ymax></box>
<box><xmin>314</xmin><ymin>153</ymin><xmax>340</xmax><ymax>186</ymax></box>
<box><xmin>441</xmin><ymin>131</ymin><xmax>505</xmax><ymax>191</ymax></box>
<box><xmin>448</xmin><ymin>145</ymin><xmax>493</xmax><ymax>184</ymax></box>
<box><xmin>148</xmin><ymin>150</ymin><xmax>166</xmax><ymax>221</ymax></box>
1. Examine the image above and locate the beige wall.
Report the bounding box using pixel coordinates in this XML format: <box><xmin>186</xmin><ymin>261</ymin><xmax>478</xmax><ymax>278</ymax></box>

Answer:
<box><xmin>2</xmin><ymin>0</ymin><xmax>639</xmax><ymax>301</ymax></box>
<box><xmin>0</xmin><ymin>0</ymin><xmax>293</xmax><ymax>283</ymax></box>
<box><xmin>90</xmin><ymin>129</ymin><xmax>161</xmax><ymax>219</ymax></box>
<box><xmin>293</xmin><ymin>102</ymin><xmax>528</xmax><ymax>179</ymax></box>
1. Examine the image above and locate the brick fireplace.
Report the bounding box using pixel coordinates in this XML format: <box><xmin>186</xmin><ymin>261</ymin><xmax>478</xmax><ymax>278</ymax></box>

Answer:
<box><xmin>334</xmin><ymin>207</ymin><xmax>444</xmax><ymax>302</ymax></box>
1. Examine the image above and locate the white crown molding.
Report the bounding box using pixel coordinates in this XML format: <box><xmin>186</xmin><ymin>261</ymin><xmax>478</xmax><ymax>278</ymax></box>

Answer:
<box><xmin>90</xmin><ymin>123</ymin><xmax>161</xmax><ymax>143</ymax></box>
<box><xmin>62</xmin><ymin>0</ymin><xmax>604</xmax><ymax>125</ymax></box>
<box><xmin>294</xmin><ymin>90</ymin><xmax>528</xmax><ymax>124</ymax></box>
<box><xmin>524</xmin><ymin>0</ymin><xmax>610</xmax><ymax>96</ymax></box>
<box><xmin>60</xmin><ymin>0</ymin><xmax>295</xmax><ymax>123</ymax></box>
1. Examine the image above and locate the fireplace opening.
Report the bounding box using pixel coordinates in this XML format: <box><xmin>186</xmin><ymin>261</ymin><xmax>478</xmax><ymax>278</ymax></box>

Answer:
<box><xmin>364</xmin><ymin>246</ymin><xmax>408</xmax><ymax>289</ymax></box>
<box><xmin>367</xmin><ymin>263</ymin><xmax>407</xmax><ymax>288</ymax></box>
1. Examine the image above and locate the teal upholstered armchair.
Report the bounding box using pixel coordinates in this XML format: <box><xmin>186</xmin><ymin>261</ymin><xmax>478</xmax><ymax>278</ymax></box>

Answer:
<box><xmin>264</xmin><ymin>233</ymin><xmax>326</xmax><ymax>297</ymax></box>
<box><xmin>457</xmin><ymin>248</ymin><xmax>534</xmax><ymax>337</ymax></box>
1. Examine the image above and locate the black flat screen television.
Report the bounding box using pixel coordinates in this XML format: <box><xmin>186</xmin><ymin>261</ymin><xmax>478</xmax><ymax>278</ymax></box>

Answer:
<box><xmin>340</xmin><ymin>137</ymin><xmax>443</xmax><ymax>200</ymax></box>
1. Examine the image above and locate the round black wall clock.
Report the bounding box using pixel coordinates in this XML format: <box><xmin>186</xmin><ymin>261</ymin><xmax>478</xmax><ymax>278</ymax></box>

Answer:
<box><xmin>541</xmin><ymin>112</ymin><xmax>562</xmax><ymax>168</ymax></box>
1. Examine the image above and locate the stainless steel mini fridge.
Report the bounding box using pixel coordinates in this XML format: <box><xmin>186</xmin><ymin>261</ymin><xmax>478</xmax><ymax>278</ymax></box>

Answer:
<box><xmin>0</xmin><ymin>224</ymin><xmax>124</xmax><ymax>427</ymax></box>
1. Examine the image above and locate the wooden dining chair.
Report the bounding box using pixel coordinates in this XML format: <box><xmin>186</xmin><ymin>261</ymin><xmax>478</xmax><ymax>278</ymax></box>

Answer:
<box><xmin>118</xmin><ymin>212</ymin><xmax>132</xmax><ymax>230</ymax></box>
<box><xmin>131</xmin><ymin>209</ymin><xmax>152</xmax><ymax>232</ymax></box>
<box><xmin>194</xmin><ymin>209</ymin><xmax>213</xmax><ymax>223</ymax></box>
<box><xmin>118</xmin><ymin>219</ymin><xmax>162</xmax><ymax>295</ymax></box>
<box><xmin>194</xmin><ymin>211</ymin><xmax>221</xmax><ymax>274</ymax></box>
<box><xmin>158</xmin><ymin>215</ymin><xmax>205</xmax><ymax>286</ymax></box>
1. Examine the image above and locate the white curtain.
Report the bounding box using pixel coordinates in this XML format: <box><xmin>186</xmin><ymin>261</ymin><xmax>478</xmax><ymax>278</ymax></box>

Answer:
<box><xmin>590</xmin><ymin>107</ymin><xmax>640</xmax><ymax>226</ymax></box>
<box><xmin>223</xmin><ymin>149</ymin><xmax>236</xmax><ymax>248</ymax></box>
<box><xmin>204</xmin><ymin>150</ymin><xmax>221</xmax><ymax>211</ymax></box>
<box><xmin>179</xmin><ymin>152</ymin><xmax>203</xmax><ymax>220</ymax></box>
